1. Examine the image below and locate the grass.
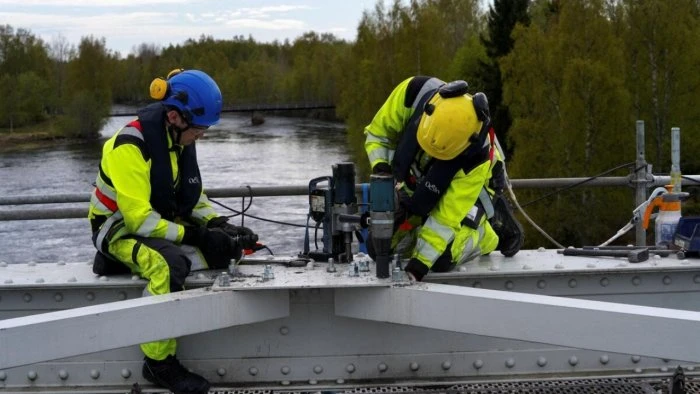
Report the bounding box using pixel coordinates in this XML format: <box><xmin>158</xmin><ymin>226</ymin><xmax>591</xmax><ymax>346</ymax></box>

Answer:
<box><xmin>0</xmin><ymin>118</ymin><xmax>79</xmax><ymax>151</ymax></box>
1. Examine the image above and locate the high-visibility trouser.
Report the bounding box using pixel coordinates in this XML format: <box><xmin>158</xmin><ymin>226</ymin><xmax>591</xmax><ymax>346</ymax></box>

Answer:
<box><xmin>392</xmin><ymin>214</ymin><xmax>499</xmax><ymax>271</ymax></box>
<box><xmin>107</xmin><ymin>236</ymin><xmax>197</xmax><ymax>361</ymax></box>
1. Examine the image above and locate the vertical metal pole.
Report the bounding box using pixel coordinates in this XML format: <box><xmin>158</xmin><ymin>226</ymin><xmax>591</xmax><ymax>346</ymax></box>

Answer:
<box><xmin>635</xmin><ymin>121</ymin><xmax>648</xmax><ymax>247</ymax></box>
<box><xmin>671</xmin><ymin>127</ymin><xmax>681</xmax><ymax>193</ymax></box>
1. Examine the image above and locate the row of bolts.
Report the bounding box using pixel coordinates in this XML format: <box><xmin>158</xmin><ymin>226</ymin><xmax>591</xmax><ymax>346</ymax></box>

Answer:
<box><xmin>217</xmin><ymin>254</ymin><xmax>405</xmax><ymax>287</ymax></box>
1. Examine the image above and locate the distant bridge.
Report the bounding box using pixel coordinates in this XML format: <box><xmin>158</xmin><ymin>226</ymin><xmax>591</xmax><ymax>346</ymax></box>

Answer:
<box><xmin>109</xmin><ymin>102</ymin><xmax>336</xmax><ymax>117</ymax></box>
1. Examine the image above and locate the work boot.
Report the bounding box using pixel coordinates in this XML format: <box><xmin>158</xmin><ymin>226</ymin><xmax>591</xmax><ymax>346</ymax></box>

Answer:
<box><xmin>142</xmin><ymin>355</ymin><xmax>210</xmax><ymax>394</ymax></box>
<box><xmin>490</xmin><ymin>194</ymin><xmax>524</xmax><ymax>257</ymax></box>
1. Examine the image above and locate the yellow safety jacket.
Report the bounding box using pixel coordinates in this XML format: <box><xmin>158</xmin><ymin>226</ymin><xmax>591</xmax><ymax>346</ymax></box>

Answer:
<box><xmin>88</xmin><ymin>103</ymin><xmax>218</xmax><ymax>254</ymax></box>
<box><xmin>364</xmin><ymin>76</ymin><xmax>502</xmax><ymax>272</ymax></box>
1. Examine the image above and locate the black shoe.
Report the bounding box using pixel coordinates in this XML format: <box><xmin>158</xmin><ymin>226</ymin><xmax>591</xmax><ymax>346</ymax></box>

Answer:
<box><xmin>490</xmin><ymin>194</ymin><xmax>524</xmax><ymax>257</ymax></box>
<box><xmin>142</xmin><ymin>355</ymin><xmax>210</xmax><ymax>394</ymax></box>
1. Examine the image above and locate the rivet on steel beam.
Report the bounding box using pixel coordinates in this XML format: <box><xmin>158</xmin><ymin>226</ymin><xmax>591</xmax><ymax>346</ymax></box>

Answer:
<box><xmin>54</xmin><ymin>293</ymin><xmax>63</xmax><ymax>302</ymax></box>
<box><xmin>631</xmin><ymin>356</ymin><xmax>641</xmax><ymax>363</ymax></box>
<box><xmin>537</xmin><ymin>280</ymin><xmax>546</xmax><ymax>289</ymax></box>
<box><xmin>35</xmin><ymin>278</ymin><xmax>44</xmax><ymax>284</ymax></box>
<box><xmin>586</xmin><ymin>263</ymin><xmax>596</xmax><ymax>268</ymax></box>
<box><xmin>217</xmin><ymin>368</ymin><xmax>226</xmax><ymax>377</ymax></box>
<box><xmin>281</xmin><ymin>380</ymin><xmax>290</xmax><ymax>386</ymax></box>
<box><xmin>472</xmin><ymin>281</ymin><xmax>482</xmax><ymax>288</ymax></box>
<box><xmin>687</xmin><ymin>366</ymin><xmax>695</xmax><ymax>371</ymax></box>
<box><xmin>505</xmin><ymin>281</ymin><xmax>514</xmax><ymax>290</ymax></box>
<box><xmin>378</xmin><ymin>363</ymin><xmax>388</xmax><ymax>373</ymax></box>
<box><xmin>28</xmin><ymin>261</ymin><xmax>36</xmax><ymax>266</ymax></box>
<box><xmin>67</xmin><ymin>277</ymin><xmax>77</xmax><ymax>283</ymax></box>
<box><xmin>600</xmin><ymin>278</ymin><xmax>609</xmax><ymax>287</ymax></box>
<box><xmin>27</xmin><ymin>370</ymin><xmax>37</xmax><ymax>381</ymax></box>
<box><xmin>118</xmin><ymin>291</ymin><xmax>127</xmax><ymax>300</ymax></box>
<box><xmin>663</xmin><ymin>276</ymin><xmax>672</xmax><ymax>285</ymax></box>
<box><xmin>99</xmin><ymin>276</ymin><xmax>109</xmax><ymax>282</ymax></box>
<box><xmin>409</xmin><ymin>362</ymin><xmax>419</xmax><ymax>371</ymax></box>
<box><xmin>661</xmin><ymin>366</ymin><xmax>669</xmax><ymax>372</ymax></box>
<box><xmin>281</xmin><ymin>366</ymin><xmax>290</xmax><ymax>375</ymax></box>
<box><xmin>599</xmin><ymin>355</ymin><xmax>609</xmax><ymax>365</ymax></box>
<box><xmin>51</xmin><ymin>368</ymin><xmax>64</xmax><ymax>382</ymax></box>
<box><xmin>631</xmin><ymin>276</ymin><xmax>641</xmax><ymax>286</ymax></box>
<box><xmin>131</xmin><ymin>275</ymin><xmax>141</xmax><ymax>281</ymax></box>
<box><xmin>336</xmin><ymin>378</ymin><xmax>345</xmax><ymax>384</ymax></box>
<box><xmin>121</xmin><ymin>369</ymin><xmax>131</xmax><ymax>378</ymax></box>
<box><xmin>569</xmin><ymin>356</ymin><xmax>578</xmax><ymax>366</ymax></box>
<box><xmin>505</xmin><ymin>358</ymin><xmax>515</xmax><ymax>368</ymax></box>
<box><xmin>0</xmin><ymin>371</ymin><xmax>6</xmax><ymax>381</ymax></box>
<box><xmin>279</xmin><ymin>326</ymin><xmax>289</xmax><ymax>335</ymax></box>
<box><xmin>537</xmin><ymin>357</ymin><xmax>547</xmax><ymax>367</ymax></box>
<box><xmin>522</xmin><ymin>264</ymin><xmax>532</xmax><ymax>270</ymax></box>
<box><xmin>694</xmin><ymin>275</ymin><xmax>700</xmax><ymax>284</ymax></box>
<box><xmin>86</xmin><ymin>292</ymin><xmax>95</xmax><ymax>301</ymax></box>
<box><xmin>568</xmin><ymin>279</ymin><xmax>577</xmax><ymax>288</ymax></box>
<box><xmin>90</xmin><ymin>369</ymin><xmax>100</xmax><ymax>379</ymax></box>
<box><xmin>249</xmin><ymin>367</ymin><xmax>258</xmax><ymax>376</ymax></box>
<box><xmin>473</xmin><ymin>360</ymin><xmax>484</xmax><ymax>369</ymax></box>
<box><xmin>0</xmin><ymin>261</ymin><xmax>7</xmax><ymax>267</ymax></box>
<box><xmin>555</xmin><ymin>264</ymin><xmax>565</xmax><ymax>269</ymax></box>
<box><xmin>57</xmin><ymin>261</ymin><xmax>66</xmax><ymax>266</ymax></box>
<box><xmin>634</xmin><ymin>368</ymin><xmax>643</xmax><ymax>374</ymax></box>
<box><xmin>309</xmin><ymin>379</ymin><xmax>318</xmax><ymax>385</ymax></box>
<box><xmin>442</xmin><ymin>361</ymin><xmax>452</xmax><ymax>370</ymax></box>
<box><xmin>346</xmin><ymin>364</ymin><xmax>356</xmax><ymax>373</ymax></box>
<box><xmin>313</xmin><ymin>365</ymin><xmax>323</xmax><ymax>374</ymax></box>
<box><xmin>23</xmin><ymin>293</ymin><xmax>32</xmax><ymax>303</ymax></box>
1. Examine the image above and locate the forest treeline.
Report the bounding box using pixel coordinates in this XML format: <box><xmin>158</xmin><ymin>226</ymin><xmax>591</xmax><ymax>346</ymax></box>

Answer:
<box><xmin>2</xmin><ymin>0</ymin><xmax>700</xmax><ymax>248</ymax></box>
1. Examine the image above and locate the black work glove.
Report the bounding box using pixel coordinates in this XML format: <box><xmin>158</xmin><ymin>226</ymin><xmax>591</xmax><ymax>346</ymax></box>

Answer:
<box><xmin>404</xmin><ymin>258</ymin><xmax>429</xmax><ymax>282</ymax></box>
<box><xmin>394</xmin><ymin>188</ymin><xmax>413</xmax><ymax>229</ymax></box>
<box><xmin>207</xmin><ymin>217</ymin><xmax>259</xmax><ymax>249</ymax></box>
<box><xmin>372</xmin><ymin>162</ymin><xmax>392</xmax><ymax>175</ymax></box>
<box><xmin>182</xmin><ymin>226</ymin><xmax>242</xmax><ymax>268</ymax></box>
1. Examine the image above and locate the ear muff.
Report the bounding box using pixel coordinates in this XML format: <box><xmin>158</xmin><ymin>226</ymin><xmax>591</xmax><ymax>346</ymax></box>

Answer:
<box><xmin>149</xmin><ymin>68</ymin><xmax>186</xmax><ymax>100</ymax></box>
<box><xmin>149</xmin><ymin>77</ymin><xmax>168</xmax><ymax>100</ymax></box>
<box><xmin>438</xmin><ymin>80</ymin><xmax>469</xmax><ymax>98</ymax></box>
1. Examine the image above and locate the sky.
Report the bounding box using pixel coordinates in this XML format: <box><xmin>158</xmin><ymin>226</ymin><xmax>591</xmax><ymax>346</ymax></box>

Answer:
<box><xmin>0</xmin><ymin>0</ymin><xmax>376</xmax><ymax>56</ymax></box>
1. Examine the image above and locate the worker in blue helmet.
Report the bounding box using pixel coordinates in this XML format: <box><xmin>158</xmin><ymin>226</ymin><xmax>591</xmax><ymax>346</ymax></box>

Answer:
<box><xmin>88</xmin><ymin>69</ymin><xmax>258</xmax><ymax>394</ymax></box>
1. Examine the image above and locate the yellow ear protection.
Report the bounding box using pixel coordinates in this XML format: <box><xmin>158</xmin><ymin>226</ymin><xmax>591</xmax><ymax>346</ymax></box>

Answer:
<box><xmin>149</xmin><ymin>68</ymin><xmax>185</xmax><ymax>100</ymax></box>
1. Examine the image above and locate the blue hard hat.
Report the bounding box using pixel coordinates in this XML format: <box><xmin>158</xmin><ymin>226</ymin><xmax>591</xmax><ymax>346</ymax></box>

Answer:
<box><xmin>162</xmin><ymin>70</ymin><xmax>222</xmax><ymax>127</ymax></box>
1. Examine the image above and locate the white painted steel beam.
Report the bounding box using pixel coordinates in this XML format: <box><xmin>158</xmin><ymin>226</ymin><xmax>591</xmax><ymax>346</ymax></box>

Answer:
<box><xmin>335</xmin><ymin>283</ymin><xmax>700</xmax><ymax>363</ymax></box>
<box><xmin>0</xmin><ymin>288</ymin><xmax>288</xmax><ymax>369</ymax></box>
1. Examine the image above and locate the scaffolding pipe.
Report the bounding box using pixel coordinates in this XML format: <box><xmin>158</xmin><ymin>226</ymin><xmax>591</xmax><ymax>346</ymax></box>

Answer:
<box><xmin>1</xmin><ymin>175</ymin><xmax>699</xmax><ymax>221</ymax></box>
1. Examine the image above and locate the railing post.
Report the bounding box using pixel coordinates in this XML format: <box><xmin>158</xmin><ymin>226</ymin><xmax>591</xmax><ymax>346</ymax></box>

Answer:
<box><xmin>634</xmin><ymin>120</ymin><xmax>648</xmax><ymax>247</ymax></box>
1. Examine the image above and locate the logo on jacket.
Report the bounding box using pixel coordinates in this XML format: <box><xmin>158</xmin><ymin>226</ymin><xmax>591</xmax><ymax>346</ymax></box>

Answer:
<box><xmin>424</xmin><ymin>181</ymin><xmax>440</xmax><ymax>194</ymax></box>
<box><xmin>188</xmin><ymin>177</ymin><xmax>200</xmax><ymax>184</ymax></box>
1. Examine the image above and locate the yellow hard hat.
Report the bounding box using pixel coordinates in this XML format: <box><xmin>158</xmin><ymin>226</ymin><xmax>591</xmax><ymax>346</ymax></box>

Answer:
<box><xmin>417</xmin><ymin>93</ymin><xmax>482</xmax><ymax>160</ymax></box>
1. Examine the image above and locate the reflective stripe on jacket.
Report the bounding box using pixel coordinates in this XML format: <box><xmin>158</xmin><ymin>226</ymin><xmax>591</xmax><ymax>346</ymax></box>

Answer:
<box><xmin>364</xmin><ymin>76</ymin><xmax>502</xmax><ymax>270</ymax></box>
<box><xmin>88</xmin><ymin>104</ymin><xmax>218</xmax><ymax>253</ymax></box>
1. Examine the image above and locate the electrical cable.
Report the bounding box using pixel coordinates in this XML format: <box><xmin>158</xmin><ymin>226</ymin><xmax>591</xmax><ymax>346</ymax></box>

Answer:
<box><xmin>520</xmin><ymin>162</ymin><xmax>636</xmax><ymax>208</ymax></box>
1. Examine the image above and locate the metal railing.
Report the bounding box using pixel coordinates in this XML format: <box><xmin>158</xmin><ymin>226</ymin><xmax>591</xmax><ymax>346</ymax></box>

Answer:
<box><xmin>1</xmin><ymin>175</ymin><xmax>698</xmax><ymax>222</ymax></box>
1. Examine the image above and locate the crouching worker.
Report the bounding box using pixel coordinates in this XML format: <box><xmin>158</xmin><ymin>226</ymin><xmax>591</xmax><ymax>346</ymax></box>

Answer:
<box><xmin>88</xmin><ymin>68</ymin><xmax>258</xmax><ymax>394</ymax></box>
<box><xmin>364</xmin><ymin>76</ymin><xmax>523</xmax><ymax>282</ymax></box>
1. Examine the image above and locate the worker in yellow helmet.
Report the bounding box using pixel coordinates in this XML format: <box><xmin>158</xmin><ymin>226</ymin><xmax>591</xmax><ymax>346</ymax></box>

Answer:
<box><xmin>364</xmin><ymin>76</ymin><xmax>523</xmax><ymax>281</ymax></box>
<box><xmin>88</xmin><ymin>69</ymin><xmax>259</xmax><ymax>394</ymax></box>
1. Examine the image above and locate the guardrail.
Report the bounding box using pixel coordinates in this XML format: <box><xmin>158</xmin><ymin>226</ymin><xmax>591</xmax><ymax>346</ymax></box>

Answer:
<box><xmin>1</xmin><ymin>175</ymin><xmax>698</xmax><ymax>221</ymax></box>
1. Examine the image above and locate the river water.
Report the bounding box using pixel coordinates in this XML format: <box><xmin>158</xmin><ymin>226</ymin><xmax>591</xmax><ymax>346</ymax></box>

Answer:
<box><xmin>0</xmin><ymin>113</ymin><xmax>357</xmax><ymax>264</ymax></box>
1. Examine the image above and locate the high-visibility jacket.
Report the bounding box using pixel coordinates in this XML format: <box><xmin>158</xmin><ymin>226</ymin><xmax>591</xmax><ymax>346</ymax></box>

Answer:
<box><xmin>364</xmin><ymin>76</ymin><xmax>502</xmax><ymax>273</ymax></box>
<box><xmin>88</xmin><ymin>103</ymin><xmax>218</xmax><ymax>253</ymax></box>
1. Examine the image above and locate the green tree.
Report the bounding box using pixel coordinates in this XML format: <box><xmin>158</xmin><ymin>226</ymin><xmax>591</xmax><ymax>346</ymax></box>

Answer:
<box><xmin>477</xmin><ymin>0</ymin><xmax>530</xmax><ymax>159</ymax></box>
<box><xmin>622</xmin><ymin>0</ymin><xmax>700</xmax><ymax>174</ymax></box>
<box><xmin>502</xmin><ymin>0</ymin><xmax>632</xmax><ymax>247</ymax></box>
<box><xmin>62</xmin><ymin>36</ymin><xmax>114</xmax><ymax>138</ymax></box>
